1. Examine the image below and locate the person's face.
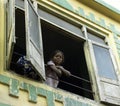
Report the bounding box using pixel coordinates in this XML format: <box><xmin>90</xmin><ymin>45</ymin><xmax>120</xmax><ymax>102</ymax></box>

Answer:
<box><xmin>52</xmin><ymin>52</ymin><xmax>63</xmax><ymax>65</ymax></box>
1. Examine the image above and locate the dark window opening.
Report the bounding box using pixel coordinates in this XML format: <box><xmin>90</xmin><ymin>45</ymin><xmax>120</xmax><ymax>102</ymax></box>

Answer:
<box><xmin>10</xmin><ymin>8</ymin><xmax>40</xmax><ymax>81</ymax></box>
<box><xmin>41</xmin><ymin>20</ymin><xmax>94</xmax><ymax>99</ymax></box>
<box><xmin>10</xmin><ymin>8</ymin><xmax>26</xmax><ymax>73</ymax></box>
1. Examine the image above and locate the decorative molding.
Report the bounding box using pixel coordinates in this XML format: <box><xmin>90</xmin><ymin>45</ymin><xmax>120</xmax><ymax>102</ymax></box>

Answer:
<box><xmin>0</xmin><ymin>103</ymin><xmax>11</xmax><ymax>106</ymax></box>
<box><xmin>52</xmin><ymin>0</ymin><xmax>74</xmax><ymax>12</ymax></box>
<box><xmin>0</xmin><ymin>75</ymin><xmax>92</xmax><ymax>106</ymax></box>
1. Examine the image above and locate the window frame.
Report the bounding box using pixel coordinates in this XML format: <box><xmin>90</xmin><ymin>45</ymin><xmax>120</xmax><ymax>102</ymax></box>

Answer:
<box><xmin>37</xmin><ymin>7</ymin><xmax>85</xmax><ymax>41</ymax></box>
<box><xmin>84</xmin><ymin>27</ymin><xmax>120</xmax><ymax>105</ymax></box>
<box><xmin>6</xmin><ymin>0</ymin><xmax>16</xmax><ymax>68</ymax></box>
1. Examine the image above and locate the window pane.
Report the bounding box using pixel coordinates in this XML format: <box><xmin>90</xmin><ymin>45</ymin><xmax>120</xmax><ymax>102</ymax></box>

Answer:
<box><xmin>88</xmin><ymin>32</ymin><xmax>106</xmax><ymax>45</ymax></box>
<box><xmin>28</xmin><ymin>2</ymin><xmax>40</xmax><ymax>49</ymax></box>
<box><xmin>38</xmin><ymin>9</ymin><xmax>84</xmax><ymax>38</ymax></box>
<box><xmin>93</xmin><ymin>44</ymin><xmax>117</xmax><ymax>80</ymax></box>
<box><xmin>15</xmin><ymin>0</ymin><xmax>24</xmax><ymax>9</ymax></box>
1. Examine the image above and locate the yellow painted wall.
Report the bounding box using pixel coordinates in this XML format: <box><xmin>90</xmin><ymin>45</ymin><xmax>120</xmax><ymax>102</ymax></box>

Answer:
<box><xmin>0</xmin><ymin>84</ymin><xmax>46</xmax><ymax>106</ymax></box>
<box><xmin>68</xmin><ymin>0</ymin><xmax>120</xmax><ymax>28</ymax></box>
<box><xmin>0</xmin><ymin>0</ymin><xmax>120</xmax><ymax>106</ymax></box>
<box><xmin>0</xmin><ymin>83</ymin><xmax>48</xmax><ymax>106</ymax></box>
<box><xmin>0</xmin><ymin>0</ymin><xmax>5</xmax><ymax>72</ymax></box>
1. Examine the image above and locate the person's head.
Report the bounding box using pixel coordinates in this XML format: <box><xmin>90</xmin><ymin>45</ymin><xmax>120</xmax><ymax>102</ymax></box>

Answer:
<box><xmin>50</xmin><ymin>50</ymin><xmax>64</xmax><ymax>65</ymax></box>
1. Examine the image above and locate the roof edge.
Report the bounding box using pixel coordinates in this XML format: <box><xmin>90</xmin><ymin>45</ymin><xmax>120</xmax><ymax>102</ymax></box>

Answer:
<box><xmin>94</xmin><ymin>0</ymin><xmax>120</xmax><ymax>15</ymax></box>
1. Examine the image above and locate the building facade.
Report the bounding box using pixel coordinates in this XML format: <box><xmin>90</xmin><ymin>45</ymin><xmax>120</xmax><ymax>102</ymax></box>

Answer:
<box><xmin>0</xmin><ymin>0</ymin><xmax>120</xmax><ymax>106</ymax></box>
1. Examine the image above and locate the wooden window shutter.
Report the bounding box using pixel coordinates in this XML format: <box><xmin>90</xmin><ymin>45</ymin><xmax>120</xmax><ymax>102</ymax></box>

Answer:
<box><xmin>85</xmin><ymin>41</ymin><xmax>120</xmax><ymax>105</ymax></box>
<box><xmin>25</xmin><ymin>0</ymin><xmax>45</xmax><ymax>80</ymax></box>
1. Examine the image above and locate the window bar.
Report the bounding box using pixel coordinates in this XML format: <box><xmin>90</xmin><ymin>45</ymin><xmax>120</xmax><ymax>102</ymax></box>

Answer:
<box><xmin>47</xmin><ymin>76</ymin><xmax>94</xmax><ymax>94</ymax></box>
<box><xmin>45</xmin><ymin>64</ymin><xmax>92</xmax><ymax>84</ymax></box>
<box><xmin>71</xmin><ymin>74</ymin><xmax>92</xmax><ymax>84</ymax></box>
<box><xmin>13</xmin><ymin>52</ymin><xmax>25</xmax><ymax>56</ymax></box>
<box><xmin>59</xmin><ymin>79</ymin><xmax>95</xmax><ymax>94</ymax></box>
<box><xmin>11</xmin><ymin>60</ymin><xmax>93</xmax><ymax>93</ymax></box>
<box><xmin>16</xmin><ymin>36</ymin><xmax>25</xmax><ymax>39</ymax></box>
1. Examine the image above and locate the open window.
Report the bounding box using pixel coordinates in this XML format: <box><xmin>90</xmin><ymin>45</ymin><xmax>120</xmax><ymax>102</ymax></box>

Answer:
<box><xmin>41</xmin><ymin>20</ymin><xmax>94</xmax><ymax>99</ymax></box>
<box><xmin>85</xmin><ymin>30</ymin><xmax>120</xmax><ymax>105</ymax></box>
<box><xmin>8</xmin><ymin>0</ymin><xmax>45</xmax><ymax>81</ymax></box>
<box><xmin>7</xmin><ymin>0</ymin><xmax>93</xmax><ymax>99</ymax></box>
<box><xmin>10</xmin><ymin>8</ymin><xmax>26</xmax><ymax>74</ymax></box>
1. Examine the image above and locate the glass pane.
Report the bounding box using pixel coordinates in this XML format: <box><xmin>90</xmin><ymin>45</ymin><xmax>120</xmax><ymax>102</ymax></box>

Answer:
<box><xmin>15</xmin><ymin>0</ymin><xmax>24</xmax><ymax>9</ymax></box>
<box><xmin>38</xmin><ymin>9</ymin><xmax>84</xmax><ymax>38</ymax></box>
<box><xmin>28</xmin><ymin>2</ymin><xmax>40</xmax><ymax>49</ymax></box>
<box><xmin>93</xmin><ymin>44</ymin><xmax>117</xmax><ymax>80</ymax></box>
<box><xmin>88</xmin><ymin>32</ymin><xmax>106</xmax><ymax>45</ymax></box>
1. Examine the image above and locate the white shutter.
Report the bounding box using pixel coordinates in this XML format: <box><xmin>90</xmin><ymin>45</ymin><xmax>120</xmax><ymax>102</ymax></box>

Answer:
<box><xmin>85</xmin><ymin>41</ymin><xmax>120</xmax><ymax>105</ymax></box>
<box><xmin>7</xmin><ymin>0</ymin><xmax>15</xmax><ymax>67</ymax></box>
<box><xmin>25</xmin><ymin>0</ymin><xmax>45</xmax><ymax>80</ymax></box>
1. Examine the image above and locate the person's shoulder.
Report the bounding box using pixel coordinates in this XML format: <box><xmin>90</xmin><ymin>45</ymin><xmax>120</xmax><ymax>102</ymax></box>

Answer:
<box><xmin>47</xmin><ymin>60</ymin><xmax>55</xmax><ymax>66</ymax></box>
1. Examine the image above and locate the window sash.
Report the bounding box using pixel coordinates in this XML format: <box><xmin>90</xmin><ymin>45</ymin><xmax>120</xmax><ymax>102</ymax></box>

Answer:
<box><xmin>15</xmin><ymin>0</ymin><xmax>24</xmax><ymax>9</ymax></box>
<box><xmin>37</xmin><ymin>8</ymin><xmax>85</xmax><ymax>40</ymax></box>
<box><xmin>93</xmin><ymin>44</ymin><xmax>117</xmax><ymax>80</ymax></box>
<box><xmin>25</xmin><ymin>0</ymin><xmax>45</xmax><ymax>80</ymax></box>
<box><xmin>87</xmin><ymin>40</ymin><xmax>120</xmax><ymax>105</ymax></box>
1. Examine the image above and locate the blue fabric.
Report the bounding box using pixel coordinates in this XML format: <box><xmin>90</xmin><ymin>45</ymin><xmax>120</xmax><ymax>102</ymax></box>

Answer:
<box><xmin>17</xmin><ymin>56</ymin><xmax>32</xmax><ymax>74</ymax></box>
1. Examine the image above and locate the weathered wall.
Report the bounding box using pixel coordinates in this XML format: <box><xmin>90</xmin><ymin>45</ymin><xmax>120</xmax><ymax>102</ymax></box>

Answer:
<box><xmin>0</xmin><ymin>0</ymin><xmax>120</xmax><ymax>106</ymax></box>
<box><xmin>0</xmin><ymin>0</ymin><xmax>5</xmax><ymax>72</ymax></box>
<box><xmin>0</xmin><ymin>74</ymin><xmax>99</xmax><ymax>106</ymax></box>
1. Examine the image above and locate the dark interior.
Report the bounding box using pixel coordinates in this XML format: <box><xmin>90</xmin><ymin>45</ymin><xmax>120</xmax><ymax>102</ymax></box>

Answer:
<box><xmin>10</xmin><ymin>8</ymin><xmax>40</xmax><ymax>80</ymax></box>
<box><xmin>10</xmin><ymin>8</ymin><xmax>26</xmax><ymax>74</ymax></box>
<box><xmin>41</xmin><ymin>20</ymin><xmax>93</xmax><ymax>99</ymax></box>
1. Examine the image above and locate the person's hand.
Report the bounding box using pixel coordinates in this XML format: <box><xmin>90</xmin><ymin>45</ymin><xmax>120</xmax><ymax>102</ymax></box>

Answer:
<box><xmin>64</xmin><ymin>70</ymin><xmax>71</xmax><ymax>77</ymax></box>
<box><xmin>56</xmin><ymin>66</ymin><xmax>62</xmax><ymax>69</ymax></box>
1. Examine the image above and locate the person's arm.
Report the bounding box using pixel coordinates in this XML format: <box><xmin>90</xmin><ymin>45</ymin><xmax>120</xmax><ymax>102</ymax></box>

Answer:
<box><xmin>56</xmin><ymin>66</ymin><xmax>71</xmax><ymax>76</ymax></box>
<box><xmin>49</xmin><ymin>65</ymin><xmax>62</xmax><ymax>77</ymax></box>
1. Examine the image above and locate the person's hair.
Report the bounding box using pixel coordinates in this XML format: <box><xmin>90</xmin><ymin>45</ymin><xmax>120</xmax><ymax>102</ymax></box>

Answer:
<box><xmin>50</xmin><ymin>50</ymin><xmax>64</xmax><ymax>63</ymax></box>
